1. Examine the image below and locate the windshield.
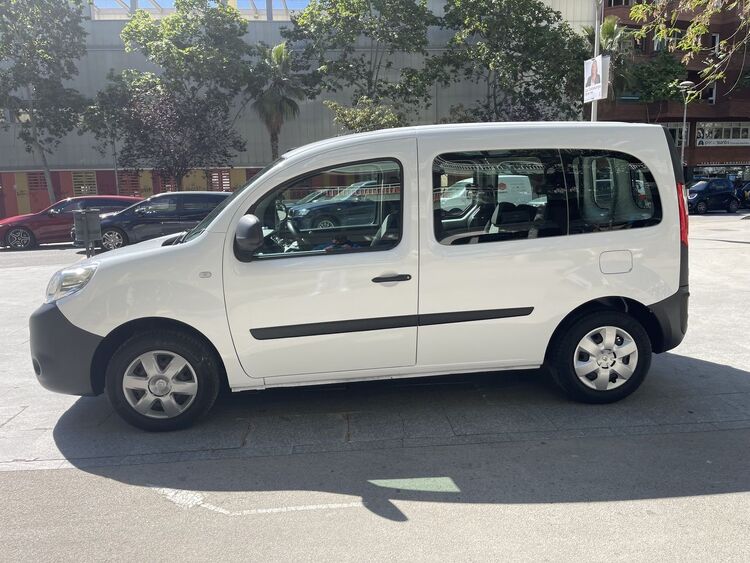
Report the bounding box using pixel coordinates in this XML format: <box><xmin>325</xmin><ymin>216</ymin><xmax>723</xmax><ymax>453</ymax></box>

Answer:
<box><xmin>182</xmin><ymin>158</ymin><xmax>285</xmax><ymax>243</ymax></box>
<box><xmin>690</xmin><ymin>181</ymin><xmax>708</xmax><ymax>191</ymax></box>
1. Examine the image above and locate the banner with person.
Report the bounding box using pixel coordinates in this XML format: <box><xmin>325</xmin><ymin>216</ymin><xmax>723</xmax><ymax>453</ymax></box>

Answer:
<box><xmin>584</xmin><ymin>55</ymin><xmax>609</xmax><ymax>103</ymax></box>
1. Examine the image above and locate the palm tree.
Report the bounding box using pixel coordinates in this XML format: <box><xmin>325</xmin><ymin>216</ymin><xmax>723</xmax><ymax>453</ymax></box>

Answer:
<box><xmin>252</xmin><ymin>42</ymin><xmax>306</xmax><ymax>161</ymax></box>
<box><xmin>583</xmin><ymin>16</ymin><xmax>636</xmax><ymax>99</ymax></box>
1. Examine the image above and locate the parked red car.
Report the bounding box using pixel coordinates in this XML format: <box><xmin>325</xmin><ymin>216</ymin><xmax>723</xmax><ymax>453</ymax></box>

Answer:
<box><xmin>0</xmin><ymin>195</ymin><xmax>142</xmax><ymax>250</ymax></box>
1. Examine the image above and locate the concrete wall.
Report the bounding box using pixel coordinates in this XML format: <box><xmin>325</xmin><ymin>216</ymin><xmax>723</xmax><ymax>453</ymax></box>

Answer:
<box><xmin>0</xmin><ymin>0</ymin><xmax>594</xmax><ymax>172</ymax></box>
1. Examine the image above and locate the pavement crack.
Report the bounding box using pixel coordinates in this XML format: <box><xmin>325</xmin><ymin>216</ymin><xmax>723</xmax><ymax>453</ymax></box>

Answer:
<box><xmin>0</xmin><ymin>406</ymin><xmax>28</xmax><ymax>429</ymax></box>
<box><xmin>343</xmin><ymin>413</ymin><xmax>351</xmax><ymax>442</ymax></box>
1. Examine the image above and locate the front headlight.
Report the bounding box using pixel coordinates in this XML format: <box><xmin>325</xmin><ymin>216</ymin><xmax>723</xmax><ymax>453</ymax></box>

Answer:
<box><xmin>293</xmin><ymin>208</ymin><xmax>309</xmax><ymax>217</ymax></box>
<box><xmin>687</xmin><ymin>193</ymin><xmax>697</xmax><ymax>199</ymax></box>
<box><xmin>45</xmin><ymin>264</ymin><xmax>98</xmax><ymax>303</ymax></box>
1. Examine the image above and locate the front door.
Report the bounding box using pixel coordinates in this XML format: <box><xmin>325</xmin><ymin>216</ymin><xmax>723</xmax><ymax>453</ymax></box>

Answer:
<box><xmin>36</xmin><ymin>199</ymin><xmax>82</xmax><ymax>243</ymax></box>
<box><xmin>224</xmin><ymin>144</ymin><xmax>418</xmax><ymax>380</ymax></box>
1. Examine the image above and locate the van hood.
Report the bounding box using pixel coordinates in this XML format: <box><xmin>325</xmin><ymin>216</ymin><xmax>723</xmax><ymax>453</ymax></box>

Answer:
<box><xmin>0</xmin><ymin>213</ymin><xmax>35</xmax><ymax>226</ymax></box>
<box><xmin>84</xmin><ymin>233</ymin><xmax>182</xmax><ymax>265</ymax></box>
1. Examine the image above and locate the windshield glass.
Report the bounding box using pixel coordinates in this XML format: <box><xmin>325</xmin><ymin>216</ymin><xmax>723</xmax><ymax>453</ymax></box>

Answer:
<box><xmin>690</xmin><ymin>181</ymin><xmax>708</xmax><ymax>191</ymax></box>
<box><xmin>182</xmin><ymin>158</ymin><xmax>285</xmax><ymax>243</ymax></box>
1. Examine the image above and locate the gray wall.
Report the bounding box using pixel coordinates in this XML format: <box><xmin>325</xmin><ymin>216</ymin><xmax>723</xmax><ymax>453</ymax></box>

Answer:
<box><xmin>0</xmin><ymin>0</ymin><xmax>594</xmax><ymax>171</ymax></box>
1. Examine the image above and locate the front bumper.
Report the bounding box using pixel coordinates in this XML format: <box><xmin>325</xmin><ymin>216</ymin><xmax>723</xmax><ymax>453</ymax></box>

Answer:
<box><xmin>29</xmin><ymin>302</ymin><xmax>103</xmax><ymax>396</ymax></box>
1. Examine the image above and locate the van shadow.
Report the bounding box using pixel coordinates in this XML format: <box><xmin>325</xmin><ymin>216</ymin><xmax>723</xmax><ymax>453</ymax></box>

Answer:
<box><xmin>53</xmin><ymin>353</ymin><xmax>750</xmax><ymax>521</ymax></box>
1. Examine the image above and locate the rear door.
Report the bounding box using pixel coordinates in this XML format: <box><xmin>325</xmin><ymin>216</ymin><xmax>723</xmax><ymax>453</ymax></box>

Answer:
<box><xmin>178</xmin><ymin>194</ymin><xmax>226</xmax><ymax>232</ymax></box>
<box><xmin>130</xmin><ymin>196</ymin><xmax>178</xmax><ymax>242</ymax></box>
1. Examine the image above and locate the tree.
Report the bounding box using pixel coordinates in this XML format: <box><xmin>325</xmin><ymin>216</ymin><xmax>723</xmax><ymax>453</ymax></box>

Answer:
<box><xmin>437</xmin><ymin>0</ymin><xmax>588</xmax><ymax>122</ymax></box>
<box><xmin>88</xmin><ymin>0</ymin><xmax>259</xmax><ymax>188</ymax></box>
<box><xmin>630</xmin><ymin>52</ymin><xmax>687</xmax><ymax>122</ymax></box>
<box><xmin>325</xmin><ymin>97</ymin><xmax>406</xmax><ymax>133</ymax></box>
<box><xmin>252</xmin><ymin>43</ymin><xmax>306</xmax><ymax>160</ymax></box>
<box><xmin>283</xmin><ymin>0</ymin><xmax>438</xmax><ymax>126</ymax></box>
<box><xmin>114</xmin><ymin>72</ymin><xmax>245</xmax><ymax>190</ymax></box>
<box><xmin>630</xmin><ymin>1</ymin><xmax>750</xmax><ymax>93</ymax></box>
<box><xmin>583</xmin><ymin>16</ymin><xmax>636</xmax><ymax>99</ymax></box>
<box><xmin>0</xmin><ymin>0</ymin><xmax>87</xmax><ymax>204</ymax></box>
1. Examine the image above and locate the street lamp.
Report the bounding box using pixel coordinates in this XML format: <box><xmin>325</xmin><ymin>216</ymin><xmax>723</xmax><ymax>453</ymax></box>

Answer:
<box><xmin>591</xmin><ymin>0</ymin><xmax>603</xmax><ymax>122</ymax></box>
<box><xmin>678</xmin><ymin>80</ymin><xmax>695</xmax><ymax>174</ymax></box>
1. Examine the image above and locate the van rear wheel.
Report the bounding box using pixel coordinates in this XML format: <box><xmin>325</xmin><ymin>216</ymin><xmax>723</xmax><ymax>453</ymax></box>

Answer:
<box><xmin>105</xmin><ymin>330</ymin><xmax>221</xmax><ymax>431</ymax></box>
<box><xmin>547</xmin><ymin>311</ymin><xmax>651</xmax><ymax>403</ymax></box>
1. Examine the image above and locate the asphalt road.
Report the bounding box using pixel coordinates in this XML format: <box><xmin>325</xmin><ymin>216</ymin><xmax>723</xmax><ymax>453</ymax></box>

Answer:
<box><xmin>1</xmin><ymin>212</ymin><xmax>750</xmax><ymax>561</ymax></box>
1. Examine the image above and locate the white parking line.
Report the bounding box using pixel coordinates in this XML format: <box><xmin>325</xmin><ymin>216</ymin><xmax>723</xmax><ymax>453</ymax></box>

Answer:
<box><xmin>154</xmin><ymin>486</ymin><xmax>363</xmax><ymax>516</ymax></box>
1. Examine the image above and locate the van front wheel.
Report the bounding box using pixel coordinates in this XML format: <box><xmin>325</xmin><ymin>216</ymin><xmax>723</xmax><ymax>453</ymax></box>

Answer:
<box><xmin>105</xmin><ymin>330</ymin><xmax>221</xmax><ymax>431</ymax></box>
<box><xmin>548</xmin><ymin>311</ymin><xmax>651</xmax><ymax>404</ymax></box>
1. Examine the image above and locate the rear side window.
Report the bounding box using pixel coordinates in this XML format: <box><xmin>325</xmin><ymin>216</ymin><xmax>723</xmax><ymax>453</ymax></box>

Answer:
<box><xmin>433</xmin><ymin>149</ymin><xmax>569</xmax><ymax>245</ymax></box>
<box><xmin>560</xmin><ymin>150</ymin><xmax>661</xmax><ymax>233</ymax></box>
<box><xmin>433</xmin><ymin>149</ymin><xmax>662</xmax><ymax>245</ymax></box>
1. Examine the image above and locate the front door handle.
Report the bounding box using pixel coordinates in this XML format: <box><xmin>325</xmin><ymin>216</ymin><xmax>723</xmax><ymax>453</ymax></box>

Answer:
<box><xmin>372</xmin><ymin>274</ymin><xmax>412</xmax><ymax>283</ymax></box>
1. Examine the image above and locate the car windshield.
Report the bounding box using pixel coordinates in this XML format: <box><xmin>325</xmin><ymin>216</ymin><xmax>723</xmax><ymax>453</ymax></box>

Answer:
<box><xmin>181</xmin><ymin>158</ymin><xmax>285</xmax><ymax>243</ymax></box>
<box><xmin>690</xmin><ymin>181</ymin><xmax>708</xmax><ymax>191</ymax></box>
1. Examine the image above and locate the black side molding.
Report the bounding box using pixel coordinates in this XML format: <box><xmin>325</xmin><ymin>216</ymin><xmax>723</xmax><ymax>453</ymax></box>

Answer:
<box><xmin>250</xmin><ymin>307</ymin><xmax>534</xmax><ymax>340</ymax></box>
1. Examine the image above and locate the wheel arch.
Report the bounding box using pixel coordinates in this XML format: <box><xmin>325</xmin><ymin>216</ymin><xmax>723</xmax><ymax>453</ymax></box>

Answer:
<box><xmin>90</xmin><ymin>317</ymin><xmax>228</xmax><ymax>395</ymax></box>
<box><xmin>544</xmin><ymin>296</ymin><xmax>665</xmax><ymax>362</ymax></box>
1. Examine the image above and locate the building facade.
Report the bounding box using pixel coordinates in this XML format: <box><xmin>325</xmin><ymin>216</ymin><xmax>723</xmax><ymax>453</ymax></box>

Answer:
<box><xmin>600</xmin><ymin>1</ymin><xmax>750</xmax><ymax>184</ymax></box>
<box><xmin>0</xmin><ymin>0</ymin><xmax>595</xmax><ymax>218</ymax></box>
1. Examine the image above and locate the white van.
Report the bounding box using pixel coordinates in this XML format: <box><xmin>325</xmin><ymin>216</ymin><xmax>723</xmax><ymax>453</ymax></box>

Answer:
<box><xmin>30</xmin><ymin>123</ymin><xmax>689</xmax><ymax>431</ymax></box>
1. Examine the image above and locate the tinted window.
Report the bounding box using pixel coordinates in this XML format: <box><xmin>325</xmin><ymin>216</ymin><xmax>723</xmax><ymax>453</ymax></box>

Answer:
<box><xmin>49</xmin><ymin>200</ymin><xmax>83</xmax><ymax>214</ymax></box>
<box><xmin>561</xmin><ymin>150</ymin><xmax>661</xmax><ymax>233</ymax></box>
<box><xmin>433</xmin><ymin>150</ymin><xmax>567</xmax><ymax>245</ymax></box>
<box><xmin>136</xmin><ymin>196</ymin><xmax>179</xmax><ymax>216</ymax></box>
<box><xmin>181</xmin><ymin>194</ymin><xmax>227</xmax><ymax>216</ymax></box>
<box><xmin>250</xmin><ymin>159</ymin><xmax>402</xmax><ymax>258</ymax></box>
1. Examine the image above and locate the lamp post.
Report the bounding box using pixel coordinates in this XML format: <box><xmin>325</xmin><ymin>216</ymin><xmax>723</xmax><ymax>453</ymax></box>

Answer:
<box><xmin>591</xmin><ymin>0</ymin><xmax>603</xmax><ymax>122</ymax></box>
<box><xmin>678</xmin><ymin>80</ymin><xmax>695</xmax><ymax>174</ymax></box>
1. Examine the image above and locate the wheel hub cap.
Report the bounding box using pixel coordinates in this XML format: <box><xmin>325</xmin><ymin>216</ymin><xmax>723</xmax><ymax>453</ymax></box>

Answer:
<box><xmin>573</xmin><ymin>326</ymin><xmax>638</xmax><ymax>392</ymax></box>
<box><xmin>121</xmin><ymin>350</ymin><xmax>198</xmax><ymax>419</ymax></box>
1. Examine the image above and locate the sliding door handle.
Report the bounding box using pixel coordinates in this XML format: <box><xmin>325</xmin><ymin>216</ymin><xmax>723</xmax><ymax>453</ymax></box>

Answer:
<box><xmin>372</xmin><ymin>274</ymin><xmax>412</xmax><ymax>283</ymax></box>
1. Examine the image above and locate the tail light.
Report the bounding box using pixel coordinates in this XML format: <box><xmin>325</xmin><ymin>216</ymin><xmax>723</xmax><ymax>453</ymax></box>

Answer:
<box><xmin>676</xmin><ymin>182</ymin><xmax>688</xmax><ymax>246</ymax></box>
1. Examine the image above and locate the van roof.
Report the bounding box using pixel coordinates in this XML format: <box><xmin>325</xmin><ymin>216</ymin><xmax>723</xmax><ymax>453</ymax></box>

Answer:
<box><xmin>282</xmin><ymin>121</ymin><xmax>666</xmax><ymax>160</ymax></box>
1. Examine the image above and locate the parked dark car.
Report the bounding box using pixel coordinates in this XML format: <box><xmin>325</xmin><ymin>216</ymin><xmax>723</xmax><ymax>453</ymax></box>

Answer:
<box><xmin>79</xmin><ymin>191</ymin><xmax>231</xmax><ymax>250</ymax></box>
<box><xmin>287</xmin><ymin>181</ymin><xmax>399</xmax><ymax>230</ymax></box>
<box><xmin>687</xmin><ymin>179</ymin><xmax>741</xmax><ymax>214</ymax></box>
<box><xmin>736</xmin><ymin>181</ymin><xmax>750</xmax><ymax>209</ymax></box>
<box><xmin>0</xmin><ymin>195</ymin><xmax>142</xmax><ymax>250</ymax></box>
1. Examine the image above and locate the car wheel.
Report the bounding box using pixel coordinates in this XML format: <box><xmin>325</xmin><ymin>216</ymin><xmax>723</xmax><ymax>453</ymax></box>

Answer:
<box><xmin>314</xmin><ymin>216</ymin><xmax>338</xmax><ymax>229</ymax></box>
<box><xmin>105</xmin><ymin>330</ymin><xmax>221</xmax><ymax>431</ymax></box>
<box><xmin>727</xmin><ymin>199</ymin><xmax>739</xmax><ymax>213</ymax></box>
<box><xmin>694</xmin><ymin>201</ymin><xmax>707</xmax><ymax>214</ymax></box>
<box><xmin>5</xmin><ymin>227</ymin><xmax>35</xmax><ymax>250</ymax></box>
<box><xmin>101</xmin><ymin>228</ymin><xmax>128</xmax><ymax>251</ymax></box>
<box><xmin>547</xmin><ymin>311</ymin><xmax>652</xmax><ymax>404</ymax></box>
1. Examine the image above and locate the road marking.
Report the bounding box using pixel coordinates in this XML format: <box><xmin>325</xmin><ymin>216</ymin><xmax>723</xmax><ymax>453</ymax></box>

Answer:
<box><xmin>154</xmin><ymin>487</ymin><xmax>363</xmax><ymax>516</ymax></box>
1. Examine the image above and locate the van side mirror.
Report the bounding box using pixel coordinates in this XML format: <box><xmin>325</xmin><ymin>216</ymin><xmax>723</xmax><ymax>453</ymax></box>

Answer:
<box><xmin>234</xmin><ymin>214</ymin><xmax>264</xmax><ymax>259</ymax></box>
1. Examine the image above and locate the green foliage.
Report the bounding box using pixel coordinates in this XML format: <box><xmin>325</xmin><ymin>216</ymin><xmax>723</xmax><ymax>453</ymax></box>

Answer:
<box><xmin>252</xmin><ymin>43</ymin><xmax>306</xmax><ymax>160</ymax></box>
<box><xmin>630</xmin><ymin>51</ymin><xmax>687</xmax><ymax>105</ymax></box>
<box><xmin>325</xmin><ymin>97</ymin><xmax>406</xmax><ymax>133</ymax></box>
<box><xmin>631</xmin><ymin>0</ymin><xmax>750</xmax><ymax>90</ymax></box>
<box><xmin>583</xmin><ymin>16</ymin><xmax>637</xmax><ymax>99</ymax></box>
<box><xmin>90</xmin><ymin>0</ymin><xmax>255</xmax><ymax>188</ymax></box>
<box><xmin>283</xmin><ymin>0</ymin><xmax>438</xmax><ymax>123</ymax></box>
<box><xmin>437</xmin><ymin>0</ymin><xmax>588</xmax><ymax>122</ymax></box>
<box><xmin>0</xmin><ymin>0</ymin><xmax>88</xmax><ymax>203</ymax></box>
<box><xmin>112</xmin><ymin>72</ymin><xmax>246</xmax><ymax>188</ymax></box>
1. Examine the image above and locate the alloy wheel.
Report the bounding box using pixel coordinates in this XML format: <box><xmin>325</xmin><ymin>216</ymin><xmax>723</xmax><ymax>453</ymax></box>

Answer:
<box><xmin>102</xmin><ymin>230</ymin><xmax>124</xmax><ymax>250</ymax></box>
<box><xmin>122</xmin><ymin>351</ymin><xmax>199</xmax><ymax>419</ymax></box>
<box><xmin>7</xmin><ymin>228</ymin><xmax>32</xmax><ymax>249</ymax></box>
<box><xmin>572</xmin><ymin>326</ymin><xmax>638</xmax><ymax>392</ymax></box>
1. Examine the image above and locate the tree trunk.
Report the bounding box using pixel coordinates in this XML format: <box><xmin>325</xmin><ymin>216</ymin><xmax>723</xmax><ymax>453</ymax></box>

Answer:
<box><xmin>112</xmin><ymin>136</ymin><xmax>120</xmax><ymax>195</ymax></box>
<box><xmin>271</xmin><ymin>130</ymin><xmax>279</xmax><ymax>161</ymax></box>
<box><xmin>176</xmin><ymin>174</ymin><xmax>184</xmax><ymax>191</ymax></box>
<box><xmin>26</xmin><ymin>86</ymin><xmax>56</xmax><ymax>204</ymax></box>
<box><xmin>204</xmin><ymin>169</ymin><xmax>212</xmax><ymax>190</ymax></box>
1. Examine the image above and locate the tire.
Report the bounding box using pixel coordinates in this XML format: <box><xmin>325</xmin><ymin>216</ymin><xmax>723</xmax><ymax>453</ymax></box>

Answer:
<box><xmin>101</xmin><ymin>228</ymin><xmax>128</xmax><ymax>251</ymax></box>
<box><xmin>727</xmin><ymin>199</ymin><xmax>739</xmax><ymax>213</ymax></box>
<box><xmin>313</xmin><ymin>216</ymin><xmax>338</xmax><ymax>229</ymax></box>
<box><xmin>694</xmin><ymin>201</ymin><xmax>707</xmax><ymax>215</ymax></box>
<box><xmin>5</xmin><ymin>227</ymin><xmax>36</xmax><ymax>250</ymax></box>
<box><xmin>105</xmin><ymin>329</ymin><xmax>221</xmax><ymax>431</ymax></box>
<box><xmin>547</xmin><ymin>311</ymin><xmax>652</xmax><ymax>404</ymax></box>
